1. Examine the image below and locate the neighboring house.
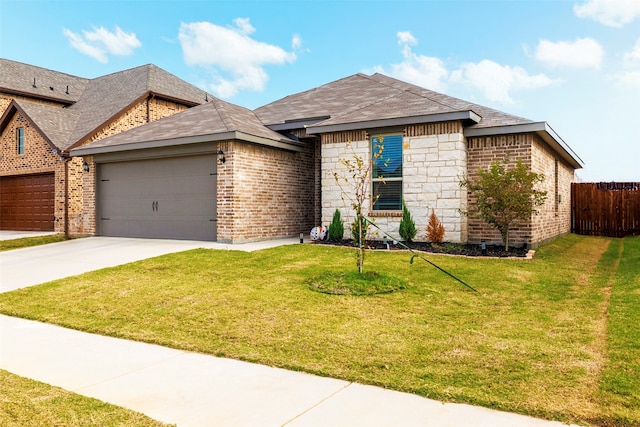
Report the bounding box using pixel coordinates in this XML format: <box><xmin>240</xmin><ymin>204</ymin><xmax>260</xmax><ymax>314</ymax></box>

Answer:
<box><xmin>71</xmin><ymin>70</ymin><xmax>583</xmax><ymax>245</ymax></box>
<box><xmin>0</xmin><ymin>59</ymin><xmax>210</xmax><ymax>234</ymax></box>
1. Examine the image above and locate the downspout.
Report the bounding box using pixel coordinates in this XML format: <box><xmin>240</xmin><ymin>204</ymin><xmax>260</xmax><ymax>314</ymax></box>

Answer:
<box><xmin>63</xmin><ymin>154</ymin><xmax>70</xmax><ymax>238</ymax></box>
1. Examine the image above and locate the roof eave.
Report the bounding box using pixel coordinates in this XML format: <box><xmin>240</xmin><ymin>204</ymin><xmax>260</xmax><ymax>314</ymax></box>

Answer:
<box><xmin>0</xmin><ymin>87</ymin><xmax>76</xmax><ymax>106</ymax></box>
<box><xmin>70</xmin><ymin>131</ymin><xmax>304</xmax><ymax>157</ymax></box>
<box><xmin>306</xmin><ymin>111</ymin><xmax>481</xmax><ymax>134</ymax></box>
<box><xmin>266</xmin><ymin>116</ymin><xmax>331</xmax><ymax>131</ymax></box>
<box><xmin>465</xmin><ymin>122</ymin><xmax>584</xmax><ymax>169</ymax></box>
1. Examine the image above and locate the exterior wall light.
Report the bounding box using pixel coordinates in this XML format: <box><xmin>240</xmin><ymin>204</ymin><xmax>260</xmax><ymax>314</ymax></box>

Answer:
<box><xmin>217</xmin><ymin>149</ymin><xmax>226</xmax><ymax>164</ymax></box>
<box><xmin>82</xmin><ymin>160</ymin><xmax>90</xmax><ymax>172</ymax></box>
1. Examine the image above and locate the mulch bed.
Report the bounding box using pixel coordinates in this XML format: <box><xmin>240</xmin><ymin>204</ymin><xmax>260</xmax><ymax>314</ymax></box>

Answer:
<box><xmin>312</xmin><ymin>239</ymin><xmax>530</xmax><ymax>258</ymax></box>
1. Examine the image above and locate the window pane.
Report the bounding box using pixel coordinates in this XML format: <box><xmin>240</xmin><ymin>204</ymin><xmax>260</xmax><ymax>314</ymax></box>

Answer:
<box><xmin>17</xmin><ymin>128</ymin><xmax>24</xmax><ymax>155</ymax></box>
<box><xmin>373</xmin><ymin>180</ymin><xmax>402</xmax><ymax>211</ymax></box>
<box><xmin>372</xmin><ymin>134</ymin><xmax>402</xmax><ymax>179</ymax></box>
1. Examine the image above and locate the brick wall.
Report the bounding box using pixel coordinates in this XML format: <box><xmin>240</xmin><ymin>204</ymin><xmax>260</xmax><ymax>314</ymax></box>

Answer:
<box><xmin>530</xmin><ymin>135</ymin><xmax>574</xmax><ymax>243</ymax></box>
<box><xmin>321</xmin><ymin>122</ymin><xmax>468</xmax><ymax>242</ymax></box>
<box><xmin>216</xmin><ymin>139</ymin><xmax>317</xmax><ymax>243</ymax></box>
<box><xmin>466</xmin><ymin>133</ymin><xmax>574</xmax><ymax>246</ymax></box>
<box><xmin>0</xmin><ymin>110</ymin><xmax>66</xmax><ymax>232</ymax></box>
<box><xmin>466</xmin><ymin>134</ymin><xmax>533</xmax><ymax>245</ymax></box>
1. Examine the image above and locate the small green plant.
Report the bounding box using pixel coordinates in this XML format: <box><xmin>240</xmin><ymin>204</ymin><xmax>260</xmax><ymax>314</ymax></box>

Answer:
<box><xmin>328</xmin><ymin>209</ymin><xmax>345</xmax><ymax>241</ymax></box>
<box><xmin>426</xmin><ymin>209</ymin><xmax>445</xmax><ymax>243</ymax></box>
<box><xmin>398</xmin><ymin>200</ymin><xmax>417</xmax><ymax>242</ymax></box>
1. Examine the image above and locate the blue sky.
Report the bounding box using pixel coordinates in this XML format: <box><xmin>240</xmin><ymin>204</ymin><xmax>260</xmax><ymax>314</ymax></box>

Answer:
<box><xmin>2</xmin><ymin>0</ymin><xmax>639</xmax><ymax>181</ymax></box>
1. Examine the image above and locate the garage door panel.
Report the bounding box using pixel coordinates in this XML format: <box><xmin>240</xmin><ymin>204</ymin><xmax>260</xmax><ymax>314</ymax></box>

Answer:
<box><xmin>98</xmin><ymin>155</ymin><xmax>217</xmax><ymax>241</ymax></box>
<box><xmin>0</xmin><ymin>173</ymin><xmax>55</xmax><ymax>231</ymax></box>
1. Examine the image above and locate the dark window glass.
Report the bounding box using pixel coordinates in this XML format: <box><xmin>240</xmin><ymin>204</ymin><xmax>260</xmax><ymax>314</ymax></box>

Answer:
<box><xmin>17</xmin><ymin>127</ymin><xmax>24</xmax><ymax>155</ymax></box>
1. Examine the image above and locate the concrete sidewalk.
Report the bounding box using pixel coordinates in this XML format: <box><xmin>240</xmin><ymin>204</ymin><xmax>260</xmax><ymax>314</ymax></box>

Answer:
<box><xmin>0</xmin><ymin>315</ymin><xmax>579</xmax><ymax>427</ymax></box>
<box><xmin>0</xmin><ymin>235</ymin><xmax>581</xmax><ymax>426</ymax></box>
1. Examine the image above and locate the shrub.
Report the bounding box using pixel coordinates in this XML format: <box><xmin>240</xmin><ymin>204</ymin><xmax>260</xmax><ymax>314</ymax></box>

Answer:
<box><xmin>328</xmin><ymin>209</ymin><xmax>344</xmax><ymax>241</ymax></box>
<box><xmin>398</xmin><ymin>200</ymin><xmax>417</xmax><ymax>242</ymax></box>
<box><xmin>426</xmin><ymin>209</ymin><xmax>445</xmax><ymax>242</ymax></box>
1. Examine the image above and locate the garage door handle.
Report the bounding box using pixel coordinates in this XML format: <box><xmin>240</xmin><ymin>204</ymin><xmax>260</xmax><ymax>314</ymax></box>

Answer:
<box><xmin>152</xmin><ymin>201</ymin><xmax>158</xmax><ymax>211</ymax></box>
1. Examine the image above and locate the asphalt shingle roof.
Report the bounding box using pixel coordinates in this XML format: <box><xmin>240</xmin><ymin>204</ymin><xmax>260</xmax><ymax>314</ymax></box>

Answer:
<box><xmin>1</xmin><ymin>59</ymin><xmax>211</xmax><ymax>151</ymax></box>
<box><xmin>0</xmin><ymin>59</ymin><xmax>88</xmax><ymax>104</ymax></box>
<box><xmin>254</xmin><ymin>72</ymin><xmax>534</xmax><ymax>130</ymax></box>
<box><xmin>73</xmin><ymin>98</ymin><xmax>295</xmax><ymax>152</ymax></box>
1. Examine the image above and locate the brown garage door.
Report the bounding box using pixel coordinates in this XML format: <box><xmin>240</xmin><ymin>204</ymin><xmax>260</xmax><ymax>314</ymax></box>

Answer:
<box><xmin>0</xmin><ymin>173</ymin><xmax>55</xmax><ymax>231</ymax></box>
<box><xmin>97</xmin><ymin>155</ymin><xmax>217</xmax><ymax>241</ymax></box>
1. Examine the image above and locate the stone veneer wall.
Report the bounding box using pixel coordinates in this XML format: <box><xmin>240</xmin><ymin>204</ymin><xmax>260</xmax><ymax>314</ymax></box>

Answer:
<box><xmin>216</xmin><ymin>139</ymin><xmax>317</xmax><ymax>243</ymax></box>
<box><xmin>321</xmin><ymin>122</ymin><xmax>468</xmax><ymax>242</ymax></box>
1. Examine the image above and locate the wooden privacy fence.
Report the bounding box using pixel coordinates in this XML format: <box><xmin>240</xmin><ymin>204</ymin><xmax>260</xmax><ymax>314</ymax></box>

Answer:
<box><xmin>571</xmin><ymin>182</ymin><xmax>640</xmax><ymax>237</ymax></box>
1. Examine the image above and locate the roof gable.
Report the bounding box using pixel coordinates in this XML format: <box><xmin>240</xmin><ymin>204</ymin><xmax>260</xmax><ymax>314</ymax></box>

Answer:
<box><xmin>0</xmin><ymin>99</ymin><xmax>73</xmax><ymax>154</ymax></box>
<box><xmin>71</xmin><ymin>99</ymin><xmax>302</xmax><ymax>156</ymax></box>
<box><xmin>1</xmin><ymin>59</ymin><xmax>212</xmax><ymax>152</ymax></box>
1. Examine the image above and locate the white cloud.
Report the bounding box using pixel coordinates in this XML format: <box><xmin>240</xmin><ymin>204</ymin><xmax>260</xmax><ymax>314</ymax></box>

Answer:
<box><xmin>178</xmin><ymin>19</ymin><xmax>296</xmax><ymax>98</ymax></box>
<box><xmin>535</xmin><ymin>38</ymin><xmax>604</xmax><ymax>69</ymax></box>
<box><xmin>63</xmin><ymin>26</ymin><xmax>141</xmax><ymax>63</ymax></box>
<box><xmin>372</xmin><ymin>32</ymin><xmax>448</xmax><ymax>92</ymax></box>
<box><xmin>450</xmin><ymin>60</ymin><xmax>557</xmax><ymax>104</ymax></box>
<box><xmin>614</xmin><ymin>71</ymin><xmax>640</xmax><ymax>89</ymax></box>
<box><xmin>292</xmin><ymin>34</ymin><xmax>302</xmax><ymax>49</ymax></box>
<box><xmin>373</xmin><ymin>32</ymin><xmax>555</xmax><ymax>104</ymax></box>
<box><xmin>397</xmin><ymin>31</ymin><xmax>417</xmax><ymax>46</ymax></box>
<box><xmin>574</xmin><ymin>0</ymin><xmax>640</xmax><ymax>27</ymax></box>
<box><xmin>624</xmin><ymin>38</ymin><xmax>640</xmax><ymax>67</ymax></box>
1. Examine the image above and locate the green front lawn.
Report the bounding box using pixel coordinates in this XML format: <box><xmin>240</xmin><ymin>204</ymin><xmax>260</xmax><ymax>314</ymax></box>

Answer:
<box><xmin>0</xmin><ymin>234</ymin><xmax>67</xmax><ymax>252</ymax></box>
<box><xmin>0</xmin><ymin>234</ymin><xmax>637</xmax><ymax>426</ymax></box>
<box><xmin>0</xmin><ymin>370</ymin><xmax>172</xmax><ymax>427</ymax></box>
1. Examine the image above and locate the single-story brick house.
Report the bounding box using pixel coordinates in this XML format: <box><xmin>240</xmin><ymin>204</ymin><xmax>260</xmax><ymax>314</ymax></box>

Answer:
<box><xmin>0</xmin><ymin>59</ymin><xmax>584</xmax><ymax>245</ymax></box>
<box><xmin>0</xmin><ymin>59</ymin><xmax>210</xmax><ymax>234</ymax></box>
<box><xmin>70</xmin><ymin>70</ymin><xmax>583</xmax><ymax>245</ymax></box>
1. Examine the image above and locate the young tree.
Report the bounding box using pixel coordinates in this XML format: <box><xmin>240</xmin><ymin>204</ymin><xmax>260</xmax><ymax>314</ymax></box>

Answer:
<box><xmin>459</xmin><ymin>157</ymin><xmax>547</xmax><ymax>250</ymax></box>
<box><xmin>334</xmin><ymin>138</ymin><xmax>386</xmax><ymax>274</ymax></box>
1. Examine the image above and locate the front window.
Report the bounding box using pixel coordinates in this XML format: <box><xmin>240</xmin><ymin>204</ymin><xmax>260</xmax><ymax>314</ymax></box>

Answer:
<box><xmin>16</xmin><ymin>127</ymin><xmax>24</xmax><ymax>155</ymax></box>
<box><xmin>372</xmin><ymin>134</ymin><xmax>402</xmax><ymax>210</ymax></box>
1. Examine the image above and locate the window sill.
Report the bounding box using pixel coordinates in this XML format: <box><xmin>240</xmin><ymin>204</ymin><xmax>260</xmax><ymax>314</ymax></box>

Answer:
<box><xmin>368</xmin><ymin>210</ymin><xmax>402</xmax><ymax>217</ymax></box>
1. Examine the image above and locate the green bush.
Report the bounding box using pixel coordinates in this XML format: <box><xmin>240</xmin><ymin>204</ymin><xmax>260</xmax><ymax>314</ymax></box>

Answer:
<box><xmin>399</xmin><ymin>200</ymin><xmax>417</xmax><ymax>242</ymax></box>
<box><xmin>328</xmin><ymin>209</ymin><xmax>345</xmax><ymax>241</ymax></box>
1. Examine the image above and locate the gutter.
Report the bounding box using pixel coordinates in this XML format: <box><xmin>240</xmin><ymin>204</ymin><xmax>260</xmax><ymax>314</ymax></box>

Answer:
<box><xmin>464</xmin><ymin>122</ymin><xmax>584</xmax><ymax>169</ymax></box>
<box><xmin>70</xmin><ymin>131</ymin><xmax>305</xmax><ymax>157</ymax></box>
<box><xmin>306</xmin><ymin>111</ymin><xmax>481</xmax><ymax>134</ymax></box>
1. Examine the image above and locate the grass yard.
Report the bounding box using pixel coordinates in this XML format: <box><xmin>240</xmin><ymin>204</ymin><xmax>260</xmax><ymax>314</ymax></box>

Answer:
<box><xmin>0</xmin><ymin>234</ymin><xmax>67</xmax><ymax>252</ymax></box>
<box><xmin>0</xmin><ymin>234</ymin><xmax>638</xmax><ymax>426</ymax></box>
<box><xmin>0</xmin><ymin>370</ymin><xmax>172</xmax><ymax>426</ymax></box>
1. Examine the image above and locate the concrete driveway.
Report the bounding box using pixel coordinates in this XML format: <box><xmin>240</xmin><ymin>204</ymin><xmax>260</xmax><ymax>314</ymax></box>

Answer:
<box><xmin>0</xmin><ymin>235</ymin><xmax>300</xmax><ymax>293</ymax></box>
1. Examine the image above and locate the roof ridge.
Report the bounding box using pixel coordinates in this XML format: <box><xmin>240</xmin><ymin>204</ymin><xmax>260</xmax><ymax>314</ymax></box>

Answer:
<box><xmin>369</xmin><ymin>72</ymin><xmax>461</xmax><ymax>111</ymax></box>
<box><xmin>210</xmin><ymin>98</ymin><xmax>237</xmax><ymax>132</ymax></box>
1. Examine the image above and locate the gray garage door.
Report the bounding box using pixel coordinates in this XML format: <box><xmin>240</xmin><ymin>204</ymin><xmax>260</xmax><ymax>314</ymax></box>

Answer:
<box><xmin>98</xmin><ymin>155</ymin><xmax>217</xmax><ymax>241</ymax></box>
